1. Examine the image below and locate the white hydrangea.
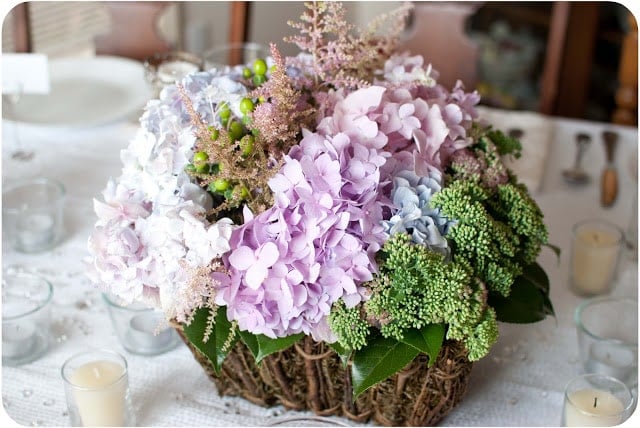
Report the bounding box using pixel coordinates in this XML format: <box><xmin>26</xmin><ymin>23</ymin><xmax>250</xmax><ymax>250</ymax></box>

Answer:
<box><xmin>86</xmin><ymin>72</ymin><xmax>241</xmax><ymax>320</ymax></box>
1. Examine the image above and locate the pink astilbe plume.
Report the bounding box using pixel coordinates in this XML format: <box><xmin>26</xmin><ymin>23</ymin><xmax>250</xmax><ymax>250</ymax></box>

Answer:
<box><xmin>286</xmin><ymin>1</ymin><xmax>413</xmax><ymax>90</ymax></box>
<box><xmin>250</xmin><ymin>43</ymin><xmax>315</xmax><ymax>152</ymax></box>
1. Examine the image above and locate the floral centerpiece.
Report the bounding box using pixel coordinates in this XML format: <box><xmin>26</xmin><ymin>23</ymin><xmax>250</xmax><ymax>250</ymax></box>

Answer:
<box><xmin>87</xmin><ymin>2</ymin><xmax>555</xmax><ymax>426</ymax></box>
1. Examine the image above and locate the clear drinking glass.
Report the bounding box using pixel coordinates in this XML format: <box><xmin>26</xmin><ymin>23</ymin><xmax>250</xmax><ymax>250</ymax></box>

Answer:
<box><xmin>2</xmin><ymin>177</ymin><xmax>66</xmax><ymax>253</ymax></box>
<box><xmin>268</xmin><ymin>416</ymin><xmax>351</xmax><ymax>426</ymax></box>
<box><xmin>2</xmin><ymin>271</ymin><xmax>54</xmax><ymax>366</ymax></box>
<box><xmin>575</xmin><ymin>296</ymin><xmax>638</xmax><ymax>388</ymax></box>
<box><xmin>103</xmin><ymin>293</ymin><xmax>180</xmax><ymax>355</ymax></box>
<box><xmin>202</xmin><ymin>42</ymin><xmax>268</xmax><ymax>70</ymax></box>
<box><xmin>143</xmin><ymin>51</ymin><xmax>203</xmax><ymax>97</ymax></box>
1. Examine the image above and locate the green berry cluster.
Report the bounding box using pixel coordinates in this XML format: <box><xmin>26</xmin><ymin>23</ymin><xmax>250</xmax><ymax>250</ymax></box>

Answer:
<box><xmin>181</xmin><ymin>57</ymin><xmax>278</xmax><ymax>206</ymax></box>
<box><xmin>242</xmin><ymin>58</ymin><xmax>271</xmax><ymax>87</ymax></box>
<box><xmin>186</xmin><ymin>150</ymin><xmax>250</xmax><ymax>202</ymax></box>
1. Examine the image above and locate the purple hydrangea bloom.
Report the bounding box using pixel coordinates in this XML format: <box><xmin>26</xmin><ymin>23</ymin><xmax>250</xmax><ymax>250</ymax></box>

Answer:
<box><xmin>217</xmin><ymin>86</ymin><xmax>390</xmax><ymax>341</ymax></box>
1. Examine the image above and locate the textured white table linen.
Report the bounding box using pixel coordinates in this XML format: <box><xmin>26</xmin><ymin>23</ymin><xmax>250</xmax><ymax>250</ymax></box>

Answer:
<box><xmin>1</xmin><ymin>110</ymin><xmax>638</xmax><ymax>427</ymax></box>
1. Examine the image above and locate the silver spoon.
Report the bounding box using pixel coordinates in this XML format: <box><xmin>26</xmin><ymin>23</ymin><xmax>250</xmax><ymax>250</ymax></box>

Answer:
<box><xmin>563</xmin><ymin>133</ymin><xmax>591</xmax><ymax>185</ymax></box>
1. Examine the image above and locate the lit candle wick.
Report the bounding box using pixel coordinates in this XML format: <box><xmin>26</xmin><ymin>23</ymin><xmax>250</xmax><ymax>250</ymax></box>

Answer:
<box><xmin>594</xmin><ymin>397</ymin><xmax>598</xmax><ymax>408</ymax></box>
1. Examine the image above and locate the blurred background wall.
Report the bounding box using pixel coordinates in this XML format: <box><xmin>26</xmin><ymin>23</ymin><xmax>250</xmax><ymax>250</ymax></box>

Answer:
<box><xmin>2</xmin><ymin>1</ymin><xmax>636</xmax><ymax>125</ymax></box>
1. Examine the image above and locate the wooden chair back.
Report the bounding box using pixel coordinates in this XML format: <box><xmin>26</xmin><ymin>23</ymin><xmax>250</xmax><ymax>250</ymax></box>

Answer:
<box><xmin>94</xmin><ymin>1</ymin><xmax>173</xmax><ymax>61</ymax></box>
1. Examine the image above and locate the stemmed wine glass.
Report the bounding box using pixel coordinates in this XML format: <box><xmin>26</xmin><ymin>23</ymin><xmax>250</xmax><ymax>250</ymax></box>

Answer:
<box><xmin>2</xmin><ymin>82</ymin><xmax>34</xmax><ymax>162</ymax></box>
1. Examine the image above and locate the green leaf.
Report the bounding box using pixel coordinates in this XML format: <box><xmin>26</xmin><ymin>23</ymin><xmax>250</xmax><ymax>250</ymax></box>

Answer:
<box><xmin>522</xmin><ymin>262</ymin><xmax>550</xmax><ymax>293</ymax></box>
<box><xmin>352</xmin><ymin>335</ymin><xmax>419</xmax><ymax>399</ymax></box>
<box><xmin>329</xmin><ymin>342</ymin><xmax>351</xmax><ymax>367</ymax></box>
<box><xmin>400</xmin><ymin>324</ymin><xmax>445</xmax><ymax>367</ymax></box>
<box><xmin>544</xmin><ymin>243</ymin><xmax>562</xmax><ymax>262</ymax></box>
<box><xmin>239</xmin><ymin>330</ymin><xmax>259</xmax><ymax>358</ymax></box>
<box><xmin>490</xmin><ymin>265</ymin><xmax>555</xmax><ymax>323</ymax></box>
<box><xmin>182</xmin><ymin>306</ymin><xmax>236</xmax><ymax>375</ymax></box>
<box><xmin>238</xmin><ymin>331</ymin><xmax>303</xmax><ymax>364</ymax></box>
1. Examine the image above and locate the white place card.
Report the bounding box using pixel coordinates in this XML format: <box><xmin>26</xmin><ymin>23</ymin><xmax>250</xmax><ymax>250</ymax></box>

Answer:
<box><xmin>2</xmin><ymin>53</ymin><xmax>50</xmax><ymax>94</ymax></box>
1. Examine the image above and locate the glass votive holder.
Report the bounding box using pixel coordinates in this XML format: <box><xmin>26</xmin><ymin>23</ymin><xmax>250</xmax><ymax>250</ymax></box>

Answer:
<box><xmin>268</xmin><ymin>416</ymin><xmax>351</xmax><ymax>426</ymax></box>
<box><xmin>143</xmin><ymin>50</ymin><xmax>203</xmax><ymax>97</ymax></box>
<box><xmin>103</xmin><ymin>293</ymin><xmax>180</xmax><ymax>355</ymax></box>
<box><xmin>61</xmin><ymin>349</ymin><xmax>135</xmax><ymax>427</ymax></box>
<box><xmin>562</xmin><ymin>373</ymin><xmax>634</xmax><ymax>426</ymax></box>
<box><xmin>2</xmin><ymin>177</ymin><xmax>66</xmax><ymax>253</ymax></box>
<box><xmin>569</xmin><ymin>219</ymin><xmax>623</xmax><ymax>296</ymax></box>
<box><xmin>2</xmin><ymin>271</ymin><xmax>53</xmax><ymax>366</ymax></box>
<box><xmin>575</xmin><ymin>296</ymin><xmax>638</xmax><ymax>388</ymax></box>
<box><xmin>202</xmin><ymin>42</ymin><xmax>268</xmax><ymax>70</ymax></box>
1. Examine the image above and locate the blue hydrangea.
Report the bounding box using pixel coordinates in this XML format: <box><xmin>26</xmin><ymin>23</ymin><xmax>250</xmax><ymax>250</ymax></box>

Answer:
<box><xmin>382</xmin><ymin>169</ymin><xmax>455</xmax><ymax>256</ymax></box>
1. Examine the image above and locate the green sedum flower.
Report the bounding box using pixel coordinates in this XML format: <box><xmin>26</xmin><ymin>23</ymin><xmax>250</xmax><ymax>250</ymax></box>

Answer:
<box><xmin>328</xmin><ymin>299</ymin><xmax>370</xmax><ymax>351</ymax></box>
<box><xmin>433</xmin><ymin>132</ymin><xmax>548</xmax><ymax>297</ymax></box>
<box><xmin>329</xmin><ymin>233</ymin><xmax>498</xmax><ymax>361</ymax></box>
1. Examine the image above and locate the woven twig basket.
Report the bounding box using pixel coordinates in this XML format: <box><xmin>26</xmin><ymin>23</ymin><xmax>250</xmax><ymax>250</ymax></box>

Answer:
<box><xmin>177</xmin><ymin>328</ymin><xmax>473</xmax><ymax>426</ymax></box>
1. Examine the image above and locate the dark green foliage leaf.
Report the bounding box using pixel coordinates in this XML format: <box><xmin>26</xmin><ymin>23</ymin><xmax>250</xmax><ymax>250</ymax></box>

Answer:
<box><xmin>182</xmin><ymin>306</ymin><xmax>236</xmax><ymax>375</ymax></box>
<box><xmin>239</xmin><ymin>331</ymin><xmax>304</xmax><ymax>363</ymax></box>
<box><xmin>400</xmin><ymin>324</ymin><xmax>445</xmax><ymax>367</ymax></box>
<box><xmin>352</xmin><ymin>335</ymin><xmax>419</xmax><ymax>399</ymax></box>
<box><xmin>239</xmin><ymin>330</ymin><xmax>259</xmax><ymax>357</ymax></box>
<box><xmin>544</xmin><ymin>243</ymin><xmax>562</xmax><ymax>262</ymax></box>
<box><xmin>522</xmin><ymin>262</ymin><xmax>551</xmax><ymax>293</ymax></box>
<box><xmin>490</xmin><ymin>262</ymin><xmax>555</xmax><ymax>323</ymax></box>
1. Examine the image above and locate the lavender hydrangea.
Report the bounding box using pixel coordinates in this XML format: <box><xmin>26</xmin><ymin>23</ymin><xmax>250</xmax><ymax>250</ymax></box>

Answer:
<box><xmin>374</xmin><ymin>54</ymin><xmax>481</xmax><ymax>176</ymax></box>
<box><xmin>217</xmin><ymin>86</ymin><xmax>390</xmax><ymax>341</ymax></box>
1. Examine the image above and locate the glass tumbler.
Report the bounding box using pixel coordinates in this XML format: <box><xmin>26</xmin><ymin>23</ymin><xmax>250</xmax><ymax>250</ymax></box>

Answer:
<box><xmin>143</xmin><ymin>51</ymin><xmax>203</xmax><ymax>97</ymax></box>
<box><xmin>575</xmin><ymin>296</ymin><xmax>638</xmax><ymax>388</ymax></box>
<box><xmin>103</xmin><ymin>293</ymin><xmax>180</xmax><ymax>355</ymax></box>
<box><xmin>2</xmin><ymin>271</ymin><xmax>54</xmax><ymax>366</ymax></box>
<box><xmin>2</xmin><ymin>177</ymin><xmax>66</xmax><ymax>253</ymax></box>
<box><xmin>202</xmin><ymin>42</ymin><xmax>268</xmax><ymax>70</ymax></box>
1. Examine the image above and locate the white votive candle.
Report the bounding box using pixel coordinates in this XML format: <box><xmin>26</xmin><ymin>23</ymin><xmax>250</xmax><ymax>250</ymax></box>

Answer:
<box><xmin>127</xmin><ymin>312</ymin><xmax>173</xmax><ymax>350</ymax></box>
<box><xmin>563</xmin><ymin>388</ymin><xmax>624</xmax><ymax>426</ymax></box>
<box><xmin>570</xmin><ymin>221</ymin><xmax>622</xmax><ymax>296</ymax></box>
<box><xmin>70</xmin><ymin>360</ymin><xmax>128</xmax><ymax>427</ymax></box>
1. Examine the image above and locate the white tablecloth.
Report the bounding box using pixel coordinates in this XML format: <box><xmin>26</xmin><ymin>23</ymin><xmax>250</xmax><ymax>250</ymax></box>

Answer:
<box><xmin>1</xmin><ymin>109</ymin><xmax>638</xmax><ymax>427</ymax></box>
